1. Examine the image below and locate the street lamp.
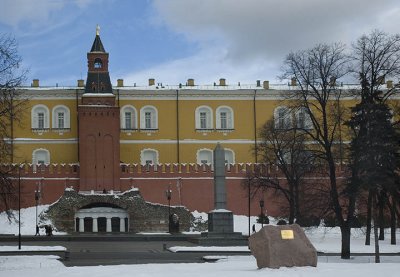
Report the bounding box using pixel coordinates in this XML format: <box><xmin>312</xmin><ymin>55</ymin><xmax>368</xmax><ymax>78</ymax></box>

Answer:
<box><xmin>35</xmin><ymin>189</ymin><xmax>40</xmax><ymax>231</ymax></box>
<box><xmin>18</xmin><ymin>165</ymin><xmax>21</xmax><ymax>250</ymax></box>
<box><xmin>248</xmin><ymin>182</ymin><xmax>251</xmax><ymax>238</ymax></box>
<box><xmin>165</xmin><ymin>185</ymin><xmax>172</xmax><ymax>233</ymax></box>
<box><xmin>259</xmin><ymin>199</ymin><xmax>265</xmax><ymax>228</ymax></box>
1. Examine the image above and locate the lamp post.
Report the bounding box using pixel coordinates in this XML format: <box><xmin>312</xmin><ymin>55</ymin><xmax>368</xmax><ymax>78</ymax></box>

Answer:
<box><xmin>248</xmin><ymin>182</ymin><xmax>251</xmax><ymax>238</ymax></box>
<box><xmin>35</xmin><ymin>189</ymin><xmax>40</xmax><ymax>230</ymax></box>
<box><xmin>165</xmin><ymin>185</ymin><xmax>172</xmax><ymax>233</ymax></box>
<box><xmin>18</xmin><ymin>165</ymin><xmax>21</xmax><ymax>250</ymax></box>
<box><xmin>259</xmin><ymin>199</ymin><xmax>265</xmax><ymax>228</ymax></box>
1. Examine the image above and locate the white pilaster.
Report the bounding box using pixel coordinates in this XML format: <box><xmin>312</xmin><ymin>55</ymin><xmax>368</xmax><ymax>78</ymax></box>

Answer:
<box><xmin>79</xmin><ymin>217</ymin><xmax>84</xmax><ymax>232</ymax></box>
<box><xmin>92</xmin><ymin>217</ymin><xmax>98</xmax><ymax>232</ymax></box>
<box><xmin>106</xmin><ymin>217</ymin><xmax>112</xmax><ymax>232</ymax></box>
<box><xmin>120</xmin><ymin>217</ymin><xmax>125</xmax><ymax>232</ymax></box>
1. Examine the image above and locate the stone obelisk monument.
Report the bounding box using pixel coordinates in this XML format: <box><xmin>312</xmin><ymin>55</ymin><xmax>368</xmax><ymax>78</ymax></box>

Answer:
<box><xmin>207</xmin><ymin>143</ymin><xmax>234</xmax><ymax>233</ymax></box>
<box><xmin>198</xmin><ymin>143</ymin><xmax>246</xmax><ymax>245</ymax></box>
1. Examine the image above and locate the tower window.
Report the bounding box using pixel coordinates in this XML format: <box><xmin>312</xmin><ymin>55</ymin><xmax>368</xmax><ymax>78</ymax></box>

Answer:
<box><xmin>94</xmin><ymin>58</ymin><xmax>103</xmax><ymax>69</ymax></box>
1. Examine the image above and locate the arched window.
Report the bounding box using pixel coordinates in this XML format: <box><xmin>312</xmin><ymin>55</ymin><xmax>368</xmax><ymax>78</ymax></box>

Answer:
<box><xmin>120</xmin><ymin>105</ymin><xmax>137</xmax><ymax>130</ymax></box>
<box><xmin>140</xmin><ymin>106</ymin><xmax>158</xmax><ymax>130</ymax></box>
<box><xmin>216</xmin><ymin>106</ymin><xmax>234</xmax><ymax>130</ymax></box>
<box><xmin>140</xmin><ymin>149</ymin><xmax>159</xmax><ymax>165</ymax></box>
<box><xmin>274</xmin><ymin>106</ymin><xmax>291</xmax><ymax>129</ymax></box>
<box><xmin>224</xmin><ymin>149</ymin><xmax>235</xmax><ymax>164</ymax></box>
<box><xmin>32</xmin><ymin>148</ymin><xmax>50</xmax><ymax>165</ymax></box>
<box><xmin>94</xmin><ymin>58</ymin><xmax>103</xmax><ymax>69</ymax></box>
<box><xmin>195</xmin><ymin>106</ymin><xmax>213</xmax><ymax>130</ymax></box>
<box><xmin>197</xmin><ymin>149</ymin><xmax>213</xmax><ymax>165</ymax></box>
<box><xmin>295</xmin><ymin>107</ymin><xmax>313</xmax><ymax>129</ymax></box>
<box><xmin>52</xmin><ymin>105</ymin><xmax>70</xmax><ymax>130</ymax></box>
<box><xmin>31</xmin><ymin>105</ymin><xmax>50</xmax><ymax>130</ymax></box>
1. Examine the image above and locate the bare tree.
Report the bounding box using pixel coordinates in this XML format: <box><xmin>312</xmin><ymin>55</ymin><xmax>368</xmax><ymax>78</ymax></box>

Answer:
<box><xmin>0</xmin><ymin>33</ymin><xmax>28</xmax><ymax>220</ymax></box>
<box><xmin>280</xmin><ymin>42</ymin><xmax>354</xmax><ymax>259</ymax></box>
<box><xmin>352</xmin><ymin>30</ymin><xmax>400</xmax><ymax>102</ymax></box>
<box><xmin>248</xmin><ymin>118</ymin><xmax>317</xmax><ymax>224</ymax></box>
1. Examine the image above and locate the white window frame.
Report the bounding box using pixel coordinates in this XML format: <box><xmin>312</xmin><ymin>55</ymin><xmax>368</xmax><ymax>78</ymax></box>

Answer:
<box><xmin>140</xmin><ymin>148</ymin><xmax>159</xmax><ymax>166</ymax></box>
<box><xmin>295</xmin><ymin>107</ymin><xmax>313</xmax><ymax>129</ymax></box>
<box><xmin>32</xmin><ymin>148</ymin><xmax>50</xmax><ymax>165</ymax></box>
<box><xmin>274</xmin><ymin>106</ymin><xmax>291</xmax><ymax>129</ymax></box>
<box><xmin>140</xmin><ymin>106</ymin><xmax>158</xmax><ymax>130</ymax></box>
<box><xmin>196</xmin><ymin>148</ymin><xmax>213</xmax><ymax>165</ymax></box>
<box><xmin>224</xmin><ymin>148</ymin><xmax>235</xmax><ymax>165</ymax></box>
<box><xmin>216</xmin><ymin>106</ymin><xmax>234</xmax><ymax>130</ymax></box>
<box><xmin>195</xmin><ymin>106</ymin><xmax>213</xmax><ymax>130</ymax></box>
<box><xmin>52</xmin><ymin>105</ymin><xmax>70</xmax><ymax>130</ymax></box>
<box><xmin>120</xmin><ymin>105</ymin><xmax>137</xmax><ymax>130</ymax></box>
<box><xmin>31</xmin><ymin>105</ymin><xmax>50</xmax><ymax>129</ymax></box>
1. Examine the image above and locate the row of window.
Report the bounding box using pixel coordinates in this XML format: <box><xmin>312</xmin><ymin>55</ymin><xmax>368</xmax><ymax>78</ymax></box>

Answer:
<box><xmin>31</xmin><ymin>105</ymin><xmax>71</xmax><ymax>130</ymax></box>
<box><xmin>120</xmin><ymin>105</ymin><xmax>235</xmax><ymax>131</ymax></box>
<box><xmin>30</xmin><ymin>104</ymin><xmax>311</xmax><ymax>132</ymax></box>
<box><xmin>31</xmin><ymin>148</ymin><xmax>235</xmax><ymax>166</ymax></box>
<box><xmin>274</xmin><ymin>106</ymin><xmax>313</xmax><ymax>129</ymax></box>
<box><xmin>30</xmin><ymin>104</ymin><xmax>235</xmax><ymax>132</ymax></box>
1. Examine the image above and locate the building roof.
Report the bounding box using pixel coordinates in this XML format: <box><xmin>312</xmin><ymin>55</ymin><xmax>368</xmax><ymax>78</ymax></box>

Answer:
<box><xmin>90</xmin><ymin>34</ymin><xmax>106</xmax><ymax>52</ymax></box>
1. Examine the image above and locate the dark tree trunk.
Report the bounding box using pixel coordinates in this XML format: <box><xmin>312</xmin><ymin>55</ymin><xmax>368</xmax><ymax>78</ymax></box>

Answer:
<box><xmin>373</xmin><ymin>192</ymin><xmax>380</xmax><ymax>263</ymax></box>
<box><xmin>378</xmin><ymin>191</ymin><xmax>385</xmax><ymax>241</ymax></box>
<box><xmin>288</xmin><ymin>196</ymin><xmax>295</xmax><ymax>224</ymax></box>
<box><xmin>288</xmin><ymin>182</ymin><xmax>295</xmax><ymax>224</ymax></box>
<box><xmin>390</xmin><ymin>196</ymin><xmax>396</xmax><ymax>245</ymax></box>
<box><xmin>340</xmin><ymin>224</ymin><xmax>351</xmax><ymax>259</ymax></box>
<box><xmin>365</xmin><ymin>190</ymin><xmax>372</xmax><ymax>245</ymax></box>
<box><xmin>294</xmin><ymin>183</ymin><xmax>301</xmax><ymax>220</ymax></box>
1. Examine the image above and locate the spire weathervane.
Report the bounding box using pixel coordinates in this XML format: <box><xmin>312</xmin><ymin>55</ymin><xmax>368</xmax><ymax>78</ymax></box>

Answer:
<box><xmin>96</xmin><ymin>24</ymin><xmax>100</xmax><ymax>36</ymax></box>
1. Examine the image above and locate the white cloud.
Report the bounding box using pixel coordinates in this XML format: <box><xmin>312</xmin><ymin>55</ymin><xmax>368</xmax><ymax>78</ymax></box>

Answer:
<box><xmin>122</xmin><ymin>0</ymin><xmax>400</xmax><ymax>85</ymax></box>
<box><xmin>152</xmin><ymin>0</ymin><xmax>400</xmax><ymax>62</ymax></box>
<box><xmin>121</xmin><ymin>45</ymin><xmax>278</xmax><ymax>86</ymax></box>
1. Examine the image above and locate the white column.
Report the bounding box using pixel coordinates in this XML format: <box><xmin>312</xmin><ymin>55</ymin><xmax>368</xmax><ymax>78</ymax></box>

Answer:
<box><xmin>120</xmin><ymin>217</ymin><xmax>125</xmax><ymax>232</ymax></box>
<box><xmin>106</xmin><ymin>217</ymin><xmax>112</xmax><ymax>232</ymax></box>
<box><xmin>79</xmin><ymin>217</ymin><xmax>84</xmax><ymax>232</ymax></box>
<box><xmin>92</xmin><ymin>217</ymin><xmax>98</xmax><ymax>232</ymax></box>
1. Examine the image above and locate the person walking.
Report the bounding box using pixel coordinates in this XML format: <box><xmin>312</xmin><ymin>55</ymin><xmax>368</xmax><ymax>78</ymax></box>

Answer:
<box><xmin>35</xmin><ymin>225</ymin><xmax>40</xmax><ymax>236</ymax></box>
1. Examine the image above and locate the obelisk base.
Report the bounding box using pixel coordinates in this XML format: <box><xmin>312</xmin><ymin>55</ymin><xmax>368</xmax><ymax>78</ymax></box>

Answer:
<box><xmin>208</xmin><ymin>209</ymin><xmax>234</xmax><ymax>233</ymax></box>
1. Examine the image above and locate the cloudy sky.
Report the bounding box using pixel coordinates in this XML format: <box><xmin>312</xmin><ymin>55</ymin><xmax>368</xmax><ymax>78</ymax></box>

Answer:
<box><xmin>1</xmin><ymin>0</ymin><xmax>399</xmax><ymax>87</ymax></box>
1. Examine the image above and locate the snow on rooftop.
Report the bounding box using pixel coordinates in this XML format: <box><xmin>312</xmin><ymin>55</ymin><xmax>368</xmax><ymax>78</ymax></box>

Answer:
<box><xmin>18</xmin><ymin>83</ymin><xmax>378</xmax><ymax>91</ymax></box>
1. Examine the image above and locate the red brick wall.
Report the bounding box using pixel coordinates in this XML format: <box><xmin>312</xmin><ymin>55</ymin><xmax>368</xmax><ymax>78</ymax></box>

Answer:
<box><xmin>2</xmin><ymin>163</ymin><xmax>348</xmax><ymax>217</ymax></box>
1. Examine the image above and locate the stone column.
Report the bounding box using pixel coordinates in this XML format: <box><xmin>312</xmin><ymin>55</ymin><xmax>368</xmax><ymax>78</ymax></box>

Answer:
<box><xmin>119</xmin><ymin>217</ymin><xmax>125</xmax><ymax>232</ymax></box>
<box><xmin>207</xmin><ymin>143</ymin><xmax>234</xmax><ymax>234</ymax></box>
<box><xmin>213</xmin><ymin>143</ymin><xmax>226</xmax><ymax>209</ymax></box>
<box><xmin>79</xmin><ymin>217</ymin><xmax>84</xmax><ymax>232</ymax></box>
<box><xmin>92</xmin><ymin>217</ymin><xmax>98</xmax><ymax>232</ymax></box>
<box><xmin>106</xmin><ymin>217</ymin><xmax>112</xmax><ymax>232</ymax></box>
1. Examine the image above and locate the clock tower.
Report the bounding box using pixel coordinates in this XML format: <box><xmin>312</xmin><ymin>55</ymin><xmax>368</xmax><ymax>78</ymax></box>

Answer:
<box><xmin>78</xmin><ymin>26</ymin><xmax>120</xmax><ymax>191</ymax></box>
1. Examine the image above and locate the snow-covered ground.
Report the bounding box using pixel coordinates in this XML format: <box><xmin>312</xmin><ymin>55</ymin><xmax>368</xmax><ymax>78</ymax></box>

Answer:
<box><xmin>0</xmin><ymin>255</ymin><xmax>399</xmax><ymax>277</ymax></box>
<box><xmin>0</xmin><ymin>206</ymin><xmax>399</xmax><ymax>276</ymax></box>
<box><xmin>0</xmin><ymin>205</ymin><xmax>66</xmax><ymax>236</ymax></box>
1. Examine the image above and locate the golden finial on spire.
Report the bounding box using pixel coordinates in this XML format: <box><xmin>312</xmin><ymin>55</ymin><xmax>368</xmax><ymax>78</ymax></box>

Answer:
<box><xmin>96</xmin><ymin>24</ymin><xmax>100</xmax><ymax>36</ymax></box>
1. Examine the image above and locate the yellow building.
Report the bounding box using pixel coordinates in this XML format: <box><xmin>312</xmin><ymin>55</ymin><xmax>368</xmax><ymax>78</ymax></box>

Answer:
<box><xmin>9</xmin><ymin>34</ymin><xmax>396</xmax><ymax>168</ymax></box>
